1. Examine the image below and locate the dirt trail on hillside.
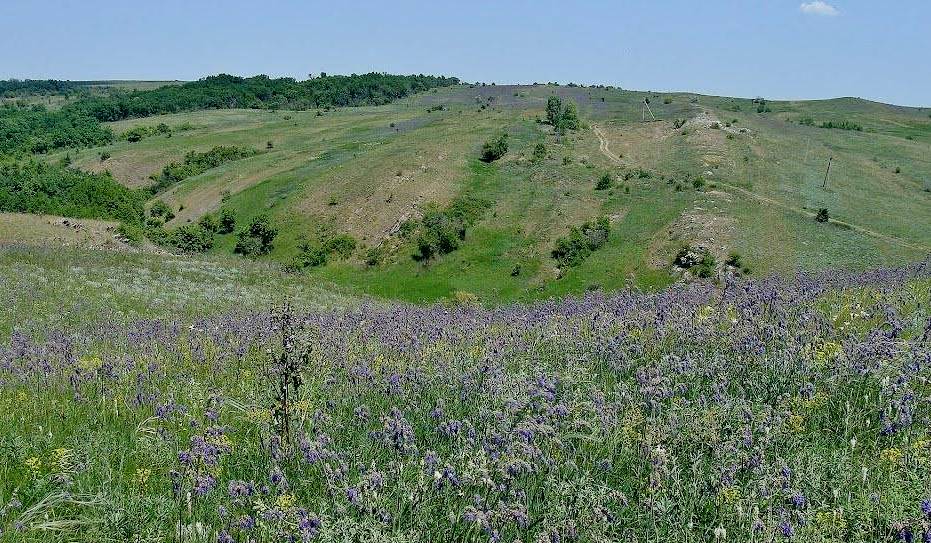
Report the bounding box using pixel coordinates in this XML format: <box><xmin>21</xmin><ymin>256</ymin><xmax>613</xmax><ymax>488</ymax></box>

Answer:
<box><xmin>591</xmin><ymin>124</ymin><xmax>929</xmax><ymax>252</ymax></box>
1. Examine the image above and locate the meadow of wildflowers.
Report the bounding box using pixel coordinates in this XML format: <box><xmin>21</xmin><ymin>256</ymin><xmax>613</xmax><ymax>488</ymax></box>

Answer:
<box><xmin>1</xmin><ymin>255</ymin><xmax>930</xmax><ymax>542</ymax></box>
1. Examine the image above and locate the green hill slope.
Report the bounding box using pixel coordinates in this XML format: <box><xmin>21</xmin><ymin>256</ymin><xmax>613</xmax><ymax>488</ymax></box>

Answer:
<box><xmin>28</xmin><ymin>82</ymin><xmax>931</xmax><ymax>303</ymax></box>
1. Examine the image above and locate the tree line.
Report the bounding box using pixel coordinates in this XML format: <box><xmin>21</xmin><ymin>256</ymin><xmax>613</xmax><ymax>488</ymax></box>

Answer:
<box><xmin>64</xmin><ymin>73</ymin><xmax>460</xmax><ymax>122</ymax></box>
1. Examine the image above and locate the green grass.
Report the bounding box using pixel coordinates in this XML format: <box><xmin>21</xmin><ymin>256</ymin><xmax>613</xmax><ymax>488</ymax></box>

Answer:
<box><xmin>38</xmin><ymin>84</ymin><xmax>931</xmax><ymax>304</ymax></box>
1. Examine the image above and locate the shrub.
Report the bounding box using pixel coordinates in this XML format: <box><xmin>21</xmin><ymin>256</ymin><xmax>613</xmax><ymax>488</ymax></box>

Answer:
<box><xmin>532</xmin><ymin>142</ymin><xmax>546</xmax><ymax>163</ymax></box>
<box><xmin>116</xmin><ymin>222</ymin><xmax>144</xmax><ymax>246</ymax></box>
<box><xmin>692</xmin><ymin>177</ymin><xmax>705</xmax><ymax>190</ymax></box>
<box><xmin>0</xmin><ymin>160</ymin><xmax>144</xmax><ymax>224</ymax></box>
<box><xmin>218</xmin><ymin>208</ymin><xmax>236</xmax><ymax>234</ymax></box>
<box><xmin>674</xmin><ymin>245</ymin><xmax>716</xmax><ymax>278</ymax></box>
<box><xmin>198</xmin><ymin>213</ymin><xmax>219</xmax><ymax>233</ymax></box>
<box><xmin>545</xmin><ymin>96</ymin><xmax>581</xmax><ymax>134</ymax></box>
<box><xmin>149</xmin><ymin>146</ymin><xmax>258</xmax><ymax>195</ymax></box>
<box><xmin>415</xmin><ymin>196</ymin><xmax>491</xmax><ymax>261</ymax></box>
<box><xmin>365</xmin><ymin>245</ymin><xmax>386</xmax><ymax>266</ymax></box>
<box><xmin>170</xmin><ymin>224</ymin><xmax>215</xmax><ymax>252</ymax></box>
<box><xmin>551</xmin><ymin>217</ymin><xmax>611</xmax><ymax>268</ymax></box>
<box><xmin>149</xmin><ymin>200</ymin><xmax>175</xmax><ymax>222</ymax></box>
<box><xmin>235</xmin><ymin>214</ymin><xmax>278</xmax><ymax>256</ymax></box>
<box><xmin>816</xmin><ymin>208</ymin><xmax>830</xmax><ymax>223</ymax></box>
<box><xmin>324</xmin><ymin>234</ymin><xmax>357</xmax><ymax>259</ymax></box>
<box><xmin>99</xmin><ymin>151</ymin><xmax>111</xmax><ymax>161</ymax></box>
<box><xmin>480</xmin><ymin>133</ymin><xmax>509</xmax><ymax>162</ymax></box>
<box><xmin>820</xmin><ymin>120</ymin><xmax>862</xmax><ymax>131</ymax></box>
<box><xmin>725</xmin><ymin>251</ymin><xmax>744</xmax><ymax>270</ymax></box>
<box><xmin>595</xmin><ymin>172</ymin><xmax>613</xmax><ymax>191</ymax></box>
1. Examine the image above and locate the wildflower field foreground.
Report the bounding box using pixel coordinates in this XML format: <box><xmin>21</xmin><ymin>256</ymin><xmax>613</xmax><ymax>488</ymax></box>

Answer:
<box><xmin>2</xmin><ymin>259</ymin><xmax>931</xmax><ymax>542</ymax></box>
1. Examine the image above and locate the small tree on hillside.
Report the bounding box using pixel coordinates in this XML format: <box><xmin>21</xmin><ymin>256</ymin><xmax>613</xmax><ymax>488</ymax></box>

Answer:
<box><xmin>235</xmin><ymin>214</ymin><xmax>278</xmax><ymax>256</ymax></box>
<box><xmin>481</xmin><ymin>133</ymin><xmax>509</xmax><ymax>162</ymax></box>
<box><xmin>218</xmin><ymin>208</ymin><xmax>236</xmax><ymax>234</ymax></box>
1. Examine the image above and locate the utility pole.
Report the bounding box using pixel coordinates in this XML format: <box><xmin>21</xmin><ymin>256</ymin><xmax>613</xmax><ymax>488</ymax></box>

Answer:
<box><xmin>822</xmin><ymin>156</ymin><xmax>833</xmax><ymax>189</ymax></box>
<box><xmin>642</xmin><ymin>98</ymin><xmax>656</xmax><ymax>122</ymax></box>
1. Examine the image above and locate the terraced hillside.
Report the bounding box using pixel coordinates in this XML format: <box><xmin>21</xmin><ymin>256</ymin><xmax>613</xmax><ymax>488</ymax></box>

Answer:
<box><xmin>19</xmin><ymin>82</ymin><xmax>931</xmax><ymax>303</ymax></box>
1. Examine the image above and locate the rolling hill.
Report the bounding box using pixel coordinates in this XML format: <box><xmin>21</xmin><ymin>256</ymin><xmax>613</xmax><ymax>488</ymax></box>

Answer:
<box><xmin>5</xmin><ymin>77</ymin><xmax>931</xmax><ymax>303</ymax></box>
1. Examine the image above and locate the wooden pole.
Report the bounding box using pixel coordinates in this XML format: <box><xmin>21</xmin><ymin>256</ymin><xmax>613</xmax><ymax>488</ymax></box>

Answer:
<box><xmin>822</xmin><ymin>156</ymin><xmax>833</xmax><ymax>189</ymax></box>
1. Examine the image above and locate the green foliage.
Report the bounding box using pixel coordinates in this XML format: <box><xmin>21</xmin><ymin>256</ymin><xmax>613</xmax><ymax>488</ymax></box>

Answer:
<box><xmin>365</xmin><ymin>245</ymin><xmax>386</xmax><ymax>266</ymax></box>
<box><xmin>595</xmin><ymin>172</ymin><xmax>613</xmax><ymax>191</ymax></box>
<box><xmin>198</xmin><ymin>213</ymin><xmax>219</xmax><ymax>233</ymax></box>
<box><xmin>480</xmin><ymin>133</ymin><xmax>508</xmax><ymax>162</ymax></box>
<box><xmin>816</xmin><ymin>208</ymin><xmax>830</xmax><ymax>222</ymax></box>
<box><xmin>545</xmin><ymin>96</ymin><xmax>580</xmax><ymax>134</ymax></box>
<box><xmin>674</xmin><ymin>245</ymin><xmax>716</xmax><ymax>278</ymax></box>
<box><xmin>415</xmin><ymin>196</ymin><xmax>491</xmax><ymax>261</ymax></box>
<box><xmin>0</xmin><ymin>159</ymin><xmax>144</xmax><ymax>224</ymax></box>
<box><xmin>531</xmin><ymin>142</ymin><xmax>546</xmax><ymax>163</ymax></box>
<box><xmin>0</xmin><ymin>104</ymin><xmax>113</xmax><ymax>155</ymax></box>
<box><xmin>551</xmin><ymin>217</ymin><xmax>611</xmax><ymax>268</ymax></box>
<box><xmin>798</xmin><ymin>116</ymin><xmax>815</xmax><ymax>126</ymax></box>
<box><xmin>290</xmin><ymin>233</ymin><xmax>358</xmax><ymax>270</ymax></box>
<box><xmin>170</xmin><ymin>223</ymin><xmax>215</xmax><ymax>253</ymax></box>
<box><xmin>149</xmin><ymin>200</ymin><xmax>175</xmax><ymax>222</ymax></box>
<box><xmin>66</xmin><ymin>73</ymin><xmax>460</xmax><ymax>122</ymax></box>
<box><xmin>149</xmin><ymin>146</ymin><xmax>258</xmax><ymax>194</ymax></box>
<box><xmin>821</xmin><ymin>120</ymin><xmax>863</xmax><ymax>131</ymax></box>
<box><xmin>116</xmin><ymin>221</ymin><xmax>144</xmax><ymax>246</ymax></box>
<box><xmin>235</xmin><ymin>214</ymin><xmax>278</xmax><ymax>257</ymax></box>
<box><xmin>218</xmin><ymin>208</ymin><xmax>236</xmax><ymax>234</ymax></box>
<box><xmin>120</xmin><ymin>122</ymin><xmax>173</xmax><ymax>143</ymax></box>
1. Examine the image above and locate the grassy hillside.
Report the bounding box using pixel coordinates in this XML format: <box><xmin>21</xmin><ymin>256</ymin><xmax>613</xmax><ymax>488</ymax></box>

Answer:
<box><xmin>1</xmin><ymin>251</ymin><xmax>929</xmax><ymax>540</ymax></box>
<box><xmin>45</xmin><ymin>84</ymin><xmax>931</xmax><ymax>303</ymax></box>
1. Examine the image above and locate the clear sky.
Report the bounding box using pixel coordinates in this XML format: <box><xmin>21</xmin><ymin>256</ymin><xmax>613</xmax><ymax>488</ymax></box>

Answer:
<box><xmin>2</xmin><ymin>0</ymin><xmax>928</xmax><ymax>106</ymax></box>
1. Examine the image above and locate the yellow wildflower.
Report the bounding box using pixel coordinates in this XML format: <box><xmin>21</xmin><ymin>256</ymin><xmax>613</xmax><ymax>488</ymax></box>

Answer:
<box><xmin>880</xmin><ymin>447</ymin><xmax>903</xmax><ymax>466</ymax></box>
<box><xmin>134</xmin><ymin>467</ymin><xmax>152</xmax><ymax>486</ymax></box>
<box><xmin>276</xmin><ymin>494</ymin><xmax>296</xmax><ymax>509</ymax></box>
<box><xmin>24</xmin><ymin>456</ymin><xmax>42</xmax><ymax>474</ymax></box>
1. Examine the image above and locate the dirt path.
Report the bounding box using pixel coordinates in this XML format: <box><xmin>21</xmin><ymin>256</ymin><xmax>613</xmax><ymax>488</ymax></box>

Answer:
<box><xmin>591</xmin><ymin>124</ymin><xmax>929</xmax><ymax>252</ymax></box>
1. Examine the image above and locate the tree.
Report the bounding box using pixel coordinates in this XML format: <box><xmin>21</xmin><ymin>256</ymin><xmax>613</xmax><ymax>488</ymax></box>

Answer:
<box><xmin>235</xmin><ymin>214</ymin><xmax>278</xmax><ymax>256</ymax></box>
<box><xmin>546</xmin><ymin>96</ymin><xmax>563</xmax><ymax>126</ymax></box>
<box><xmin>532</xmin><ymin>142</ymin><xmax>546</xmax><ymax>163</ymax></box>
<box><xmin>218</xmin><ymin>208</ymin><xmax>236</xmax><ymax>234</ymax></box>
<box><xmin>150</xmin><ymin>200</ymin><xmax>175</xmax><ymax>221</ymax></box>
<box><xmin>480</xmin><ymin>133</ymin><xmax>509</xmax><ymax>162</ymax></box>
<box><xmin>816</xmin><ymin>208</ymin><xmax>830</xmax><ymax>223</ymax></box>
<box><xmin>545</xmin><ymin>96</ymin><xmax>580</xmax><ymax>135</ymax></box>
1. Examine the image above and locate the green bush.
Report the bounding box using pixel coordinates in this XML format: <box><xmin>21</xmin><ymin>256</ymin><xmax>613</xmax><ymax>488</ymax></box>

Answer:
<box><xmin>234</xmin><ymin>214</ymin><xmax>278</xmax><ymax>257</ymax></box>
<box><xmin>198</xmin><ymin>213</ymin><xmax>219</xmax><ymax>233</ymax></box>
<box><xmin>595</xmin><ymin>172</ymin><xmax>613</xmax><ymax>191</ymax></box>
<box><xmin>816</xmin><ymin>208</ymin><xmax>830</xmax><ymax>222</ymax></box>
<box><xmin>551</xmin><ymin>217</ymin><xmax>611</xmax><ymax>268</ymax></box>
<box><xmin>149</xmin><ymin>200</ymin><xmax>175</xmax><ymax>221</ymax></box>
<box><xmin>171</xmin><ymin>224</ymin><xmax>215</xmax><ymax>253</ymax></box>
<box><xmin>545</xmin><ymin>96</ymin><xmax>580</xmax><ymax>134</ymax></box>
<box><xmin>218</xmin><ymin>208</ymin><xmax>236</xmax><ymax>234</ymax></box>
<box><xmin>0</xmin><ymin>160</ymin><xmax>144</xmax><ymax>224</ymax></box>
<box><xmin>149</xmin><ymin>146</ymin><xmax>258</xmax><ymax>194</ymax></box>
<box><xmin>480</xmin><ymin>133</ymin><xmax>509</xmax><ymax>162</ymax></box>
<box><xmin>820</xmin><ymin>120</ymin><xmax>862</xmax><ymax>131</ymax></box>
<box><xmin>415</xmin><ymin>196</ymin><xmax>491</xmax><ymax>261</ymax></box>
<box><xmin>532</xmin><ymin>142</ymin><xmax>546</xmax><ymax>163</ymax></box>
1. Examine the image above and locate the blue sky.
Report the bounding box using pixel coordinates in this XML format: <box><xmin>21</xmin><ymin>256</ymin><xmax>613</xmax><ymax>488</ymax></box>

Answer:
<box><xmin>2</xmin><ymin>0</ymin><xmax>928</xmax><ymax>106</ymax></box>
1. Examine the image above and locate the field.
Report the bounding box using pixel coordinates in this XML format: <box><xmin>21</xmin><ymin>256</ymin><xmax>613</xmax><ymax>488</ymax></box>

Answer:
<box><xmin>43</xmin><ymin>84</ymin><xmax>931</xmax><ymax>303</ymax></box>
<box><xmin>0</xmin><ymin>245</ymin><xmax>929</xmax><ymax>541</ymax></box>
<box><xmin>3</xmin><ymin>77</ymin><xmax>931</xmax><ymax>541</ymax></box>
